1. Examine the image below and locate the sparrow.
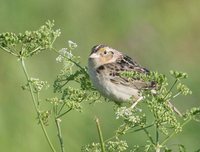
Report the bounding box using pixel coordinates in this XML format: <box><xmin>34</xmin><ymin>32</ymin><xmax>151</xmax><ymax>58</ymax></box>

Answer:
<box><xmin>88</xmin><ymin>44</ymin><xmax>156</xmax><ymax>107</ymax></box>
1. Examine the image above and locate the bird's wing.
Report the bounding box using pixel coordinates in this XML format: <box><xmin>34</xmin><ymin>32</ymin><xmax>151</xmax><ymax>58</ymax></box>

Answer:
<box><xmin>98</xmin><ymin>55</ymin><xmax>155</xmax><ymax>90</ymax></box>
<box><xmin>117</xmin><ymin>54</ymin><xmax>150</xmax><ymax>74</ymax></box>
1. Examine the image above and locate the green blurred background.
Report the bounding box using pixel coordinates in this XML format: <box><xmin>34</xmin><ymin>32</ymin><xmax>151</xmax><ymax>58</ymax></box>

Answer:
<box><xmin>0</xmin><ymin>0</ymin><xmax>200</xmax><ymax>151</ymax></box>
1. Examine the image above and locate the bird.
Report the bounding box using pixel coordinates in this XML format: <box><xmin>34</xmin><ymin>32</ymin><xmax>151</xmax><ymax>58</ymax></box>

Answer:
<box><xmin>88</xmin><ymin>44</ymin><xmax>156</xmax><ymax>108</ymax></box>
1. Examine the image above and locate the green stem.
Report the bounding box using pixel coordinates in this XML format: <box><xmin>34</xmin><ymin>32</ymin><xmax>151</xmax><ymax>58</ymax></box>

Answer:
<box><xmin>160</xmin><ymin>118</ymin><xmax>191</xmax><ymax>146</ymax></box>
<box><xmin>20</xmin><ymin>57</ymin><xmax>56</xmax><ymax>152</ymax></box>
<box><xmin>0</xmin><ymin>45</ymin><xmax>19</xmax><ymax>57</ymax></box>
<box><xmin>58</xmin><ymin>102</ymin><xmax>66</xmax><ymax>115</ymax></box>
<box><xmin>104</xmin><ymin>135</ymin><xmax>119</xmax><ymax>143</ymax></box>
<box><xmin>142</xmin><ymin>127</ymin><xmax>155</xmax><ymax>145</ymax></box>
<box><xmin>29</xmin><ymin>47</ymin><xmax>42</xmax><ymax>55</ymax></box>
<box><xmin>155</xmin><ymin>123</ymin><xmax>160</xmax><ymax>152</ymax></box>
<box><xmin>56</xmin><ymin>108</ymin><xmax>72</xmax><ymax>119</ymax></box>
<box><xmin>57</xmin><ymin>95</ymin><xmax>86</xmax><ymax>118</ymax></box>
<box><xmin>164</xmin><ymin>79</ymin><xmax>178</xmax><ymax>100</ymax></box>
<box><xmin>155</xmin><ymin>123</ymin><xmax>159</xmax><ymax>144</ymax></box>
<box><xmin>129</xmin><ymin>123</ymin><xmax>155</xmax><ymax>133</ymax></box>
<box><xmin>53</xmin><ymin>104</ymin><xmax>65</xmax><ymax>152</ymax></box>
<box><xmin>155</xmin><ymin>145</ymin><xmax>161</xmax><ymax>152</ymax></box>
<box><xmin>105</xmin><ymin>123</ymin><xmax>155</xmax><ymax>143</ymax></box>
<box><xmin>55</xmin><ymin>118</ymin><xmax>65</xmax><ymax>152</ymax></box>
<box><xmin>95</xmin><ymin>118</ymin><xmax>106</xmax><ymax>152</ymax></box>
<box><xmin>129</xmin><ymin>124</ymin><xmax>155</xmax><ymax>145</ymax></box>
<box><xmin>172</xmin><ymin>92</ymin><xmax>181</xmax><ymax>99</ymax></box>
<box><xmin>36</xmin><ymin>92</ymin><xmax>40</xmax><ymax>106</ymax></box>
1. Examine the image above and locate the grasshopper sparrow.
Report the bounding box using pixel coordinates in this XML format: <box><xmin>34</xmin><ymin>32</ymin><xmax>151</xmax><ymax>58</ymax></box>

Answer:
<box><xmin>88</xmin><ymin>44</ymin><xmax>156</xmax><ymax>107</ymax></box>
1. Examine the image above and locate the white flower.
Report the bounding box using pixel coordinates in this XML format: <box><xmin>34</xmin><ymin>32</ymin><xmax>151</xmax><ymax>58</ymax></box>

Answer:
<box><xmin>58</xmin><ymin>48</ymin><xmax>68</xmax><ymax>56</ymax></box>
<box><xmin>56</xmin><ymin>55</ymin><xmax>63</xmax><ymax>62</ymax></box>
<box><xmin>68</xmin><ymin>40</ymin><xmax>77</xmax><ymax>49</ymax></box>
<box><xmin>66</xmin><ymin>51</ymin><xmax>73</xmax><ymax>59</ymax></box>
<box><xmin>116</xmin><ymin>107</ymin><xmax>133</xmax><ymax>119</ymax></box>
<box><xmin>56</xmin><ymin>48</ymin><xmax>73</xmax><ymax>62</ymax></box>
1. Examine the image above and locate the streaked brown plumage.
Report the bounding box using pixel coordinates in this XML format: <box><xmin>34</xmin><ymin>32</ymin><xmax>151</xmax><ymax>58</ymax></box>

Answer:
<box><xmin>88</xmin><ymin>44</ymin><xmax>155</xmax><ymax>105</ymax></box>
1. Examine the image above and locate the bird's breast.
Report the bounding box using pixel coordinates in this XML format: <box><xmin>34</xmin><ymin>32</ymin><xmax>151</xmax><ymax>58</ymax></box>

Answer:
<box><xmin>88</xmin><ymin>67</ymin><xmax>139</xmax><ymax>103</ymax></box>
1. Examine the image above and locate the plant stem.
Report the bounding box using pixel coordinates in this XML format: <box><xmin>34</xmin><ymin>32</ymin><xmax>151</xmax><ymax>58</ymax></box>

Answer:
<box><xmin>95</xmin><ymin>117</ymin><xmax>106</xmax><ymax>152</ymax></box>
<box><xmin>55</xmin><ymin>118</ymin><xmax>65</xmax><ymax>152</ymax></box>
<box><xmin>29</xmin><ymin>47</ymin><xmax>42</xmax><ymax>55</ymax></box>
<box><xmin>0</xmin><ymin>45</ymin><xmax>19</xmax><ymax>57</ymax></box>
<box><xmin>172</xmin><ymin>92</ymin><xmax>181</xmax><ymax>99</ymax></box>
<box><xmin>164</xmin><ymin>79</ymin><xmax>178</xmax><ymax>100</ymax></box>
<box><xmin>20</xmin><ymin>58</ymin><xmax>56</xmax><ymax>152</ymax></box>
<box><xmin>129</xmin><ymin>123</ymin><xmax>155</xmax><ymax>133</ymax></box>
<box><xmin>160</xmin><ymin>118</ymin><xmax>191</xmax><ymax>146</ymax></box>
<box><xmin>142</xmin><ymin>127</ymin><xmax>155</xmax><ymax>145</ymax></box>
<box><xmin>155</xmin><ymin>124</ymin><xmax>159</xmax><ymax>144</ymax></box>
<box><xmin>155</xmin><ymin>122</ymin><xmax>161</xmax><ymax>152</ymax></box>
<box><xmin>155</xmin><ymin>146</ymin><xmax>161</xmax><ymax>152</ymax></box>
<box><xmin>56</xmin><ymin>108</ymin><xmax>72</xmax><ymax>119</ymax></box>
<box><xmin>105</xmin><ymin>123</ymin><xmax>155</xmax><ymax>143</ymax></box>
<box><xmin>58</xmin><ymin>102</ymin><xmax>66</xmax><ymax>115</ymax></box>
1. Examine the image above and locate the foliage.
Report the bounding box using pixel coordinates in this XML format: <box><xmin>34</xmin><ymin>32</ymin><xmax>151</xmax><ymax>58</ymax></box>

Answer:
<box><xmin>0</xmin><ymin>20</ymin><xmax>60</xmax><ymax>57</ymax></box>
<box><xmin>0</xmin><ymin>21</ymin><xmax>200</xmax><ymax>152</ymax></box>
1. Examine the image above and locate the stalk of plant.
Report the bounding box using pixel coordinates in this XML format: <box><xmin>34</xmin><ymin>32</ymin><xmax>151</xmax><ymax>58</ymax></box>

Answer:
<box><xmin>95</xmin><ymin>118</ymin><xmax>106</xmax><ymax>152</ymax></box>
<box><xmin>0</xmin><ymin>21</ymin><xmax>60</xmax><ymax>152</ymax></box>
<box><xmin>20</xmin><ymin>57</ymin><xmax>56</xmax><ymax>152</ymax></box>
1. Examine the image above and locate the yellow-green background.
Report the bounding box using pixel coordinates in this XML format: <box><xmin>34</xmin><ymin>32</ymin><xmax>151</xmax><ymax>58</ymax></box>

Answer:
<box><xmin>0</xmin><ymin>0</ymin><xmax>200</xmax><ymax>151</ymax></box>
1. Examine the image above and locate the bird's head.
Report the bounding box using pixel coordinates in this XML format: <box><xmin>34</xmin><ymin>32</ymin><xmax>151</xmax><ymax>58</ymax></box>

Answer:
<box><xmin>88</xmin><ymin>44</ymin><xmax>122</xmax><ymax>68</ymax></box>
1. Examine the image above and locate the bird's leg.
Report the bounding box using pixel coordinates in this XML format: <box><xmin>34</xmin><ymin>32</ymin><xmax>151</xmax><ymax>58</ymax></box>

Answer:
<box><xmin>130</xmin><ymin>96</ymin><xmax>143</xmax><ymax>109</ymax></box>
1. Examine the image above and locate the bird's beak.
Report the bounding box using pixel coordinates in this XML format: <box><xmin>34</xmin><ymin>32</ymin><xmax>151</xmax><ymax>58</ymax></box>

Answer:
<box><xmin>89</xmin><ymin>53</ymin><xmax>99</xmax><ymax>59</ymax></box>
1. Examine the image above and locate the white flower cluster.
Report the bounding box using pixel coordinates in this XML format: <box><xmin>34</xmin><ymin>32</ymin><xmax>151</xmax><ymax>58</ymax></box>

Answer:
<box><xmin>56</xmin><ymin>48</ymin><xmax>73</xmax><ymax>63</ymax></box>
<box><xmin>29</xmin><ymin>78</ymin><xmax>49</xmax><ymax>92</ymax></box>
<box><xmin>56</xmin><ymin>40</ymin><xmax>77</xmax><ymax>63</ymax></box>
<box><xmin>116</xmin><ymin>107</ymin><xmax>133</xmax><ymax>119</ymax></box>
<box><xmin>116</xmin><ymin>106</ymin><xmax>143</xmax><ymax>124</ymax></box>
<box><xmin>68</xmin><ymin>40</ymin><xmax>77</xmax><ymax>49</ymax></box>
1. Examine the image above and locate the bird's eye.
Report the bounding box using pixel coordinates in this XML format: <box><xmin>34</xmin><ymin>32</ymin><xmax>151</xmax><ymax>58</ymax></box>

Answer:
<box><xmin>103</xmin><ymin>50</ymin><xmax>107</xmax><ymax>54</ymax></box>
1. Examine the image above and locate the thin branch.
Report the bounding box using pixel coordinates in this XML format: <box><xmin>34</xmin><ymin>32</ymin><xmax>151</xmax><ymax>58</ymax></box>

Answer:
<box><xmin>36</xmin><ymin>92</ymin><xmax>40</xmax><ymax>106</ymax></box>
<box><xmin>104</xmin><ymin>135</ymin><xmax>119</xmax><ymax>143</ymax></box>
<box><xmin>129</xmin><ymin>123</ymin><xmax>155</xmax><ymax>133</ymax></box>
<box><xmin>142</xmin><ymin>126</ymin><xmax>155</xmax><ymax>145</ymax></box>
<box><xmin>163</xmin><ymin>79</ymin><xmax>178</xmax><ymax>100</ymax></box>
<box><xmin>160</xmin><ymin>118</ymin><xmax>191</xmax><ymax>146</ymax></box>
<box><xmin>105</xmin><ymin>123</ymin><xmax>155</xmax><ymax>144</ymax></box>
<box><xmin>172</xmin><ymin>92</ymin><xmax>181</xmax><ymax>99</ymax></box>
<box><xmin>50</xmin><ymin>32</ymin><xmax>60</xmax><ymax>48</ymax></box>
<box><xmin>57</xmin><ymin>93</ymin><xmax>87</xmax><ymax>118</ymax></box>
<box><xmin>29</xmin><ymin>47</ymin><xmax>42</xmax><ymax>55</ymax></box>
<box><xmin>155</xmin><ymin>123</ymin><xmax>160</xmax><ymax>152</ymax></box>
<box><xmin>20</xmin><ymin>58</ymin><xmax>56</xmax><ymax>152</ymax></box>
<box><xmin>95</xmin><ymin>117</ymin><xmax>106</xmax><ymax>152</ymax></box>
<box><xmin>55</xmin><ymin>118</ymin><xmax>65</xmax><ymax>152</ymax></box>
<box><xmin>156</xmin><ymin>124</ymin><xmax>159</xmax><ymax>144</ymax></box>
<box><xmin>53</xmin><ymin>104</ymin><xmax>65</xmax><ymax>152</ymax></box>
<box><xmin>9</xmin><ymin>45</ymin><xmax>18</xmax><ymax>54</ymax></box>
<box><xmin>167</xmin><ymin>101</ymin><xmax>182</xmax><ymax>116</ymax></box>
<box><xmin>56</xmin><ymin>108</ymin><xmax>72</xmax><ymax>119</ymax></box>
<box><xmin>163</xmin><ymin>79</ymin><xmax>182</xmax><ymax>116</ymax></box>
<box><xmin>0</xmin><ymin>45</ymin><xmax>19</xmax><ymax>57</ymax></box>
<box><xmin>58</xmin><ymin>102</ymin><xmax>66</xmax><ymax>115</ymax></box>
